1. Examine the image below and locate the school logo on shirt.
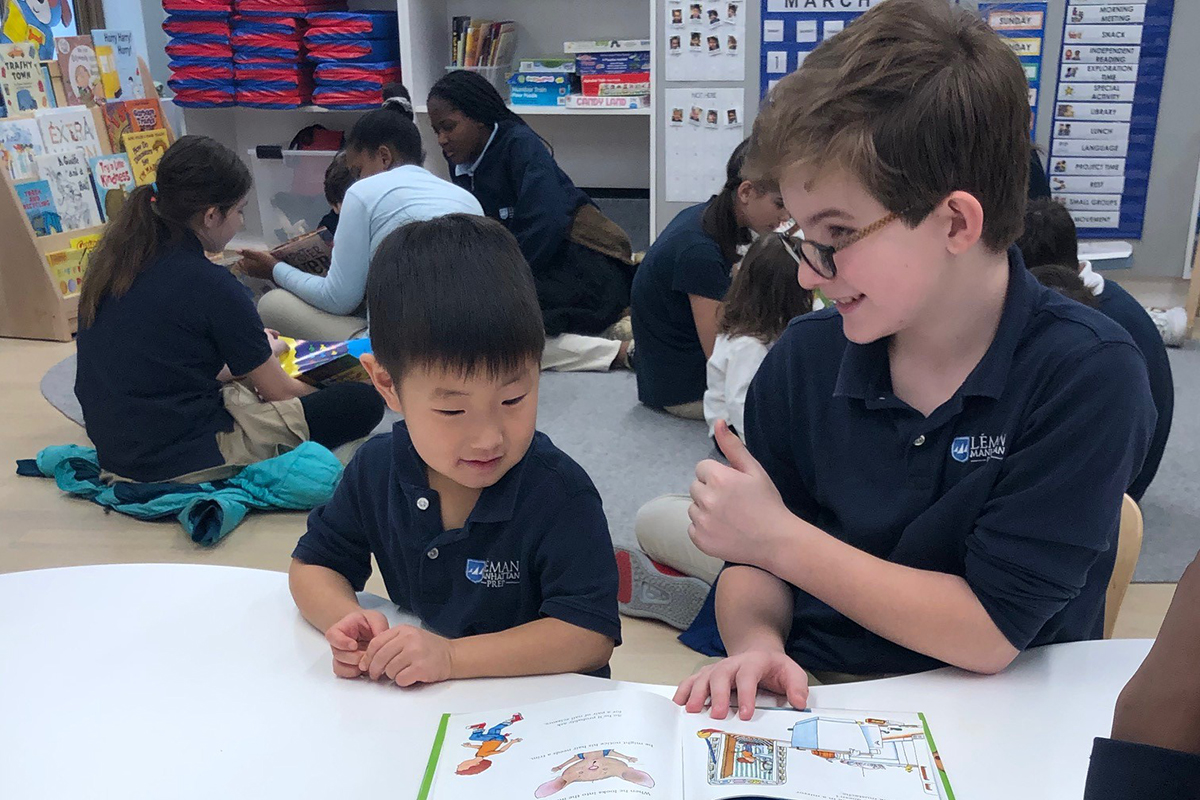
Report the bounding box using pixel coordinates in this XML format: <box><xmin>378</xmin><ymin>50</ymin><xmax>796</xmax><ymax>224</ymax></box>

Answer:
<box><xmin>465</xmin><ymin>559</ymin><xmax>521</xmax><ymax>588</ymax></box>
<box><xmin>499</xmin><ymin>207</ymin><xmax>514</xmax><ymax>220</ymax></box>
<box><xmin>950</xmin><ymin>435</ymin><xmax>1007</xmax><ymax>464</ymax></box>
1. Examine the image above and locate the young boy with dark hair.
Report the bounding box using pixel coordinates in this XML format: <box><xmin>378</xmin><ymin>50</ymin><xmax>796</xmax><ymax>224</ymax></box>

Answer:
<box><xmin>633</xmin><ymin>0</ymin><xmax>1156</xmax><ymax>719</ymax></box>
<box><xmin>1017</xmin><ymin>198</ymin><xmax>1174</xmax><ymax>502</ymax></box>
<box><xmin>318</xmin><ymin>152</ymin><xmax>354</xmax><ymax>235</ymax></box>
<box><xmin>289</xmin><ymin>214</ymin><xmax>620</xmax><ymax>684</ymax></box>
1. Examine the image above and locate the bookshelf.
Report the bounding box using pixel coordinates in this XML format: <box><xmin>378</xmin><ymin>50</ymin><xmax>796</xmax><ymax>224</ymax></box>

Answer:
<box><xmin>0</xmin><ymin>58</ymin><xmax>168</xmax><ymax>342</ymax></box>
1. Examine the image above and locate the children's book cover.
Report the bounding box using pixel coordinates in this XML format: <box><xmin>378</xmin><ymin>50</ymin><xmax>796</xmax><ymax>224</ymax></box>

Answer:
<box><xmin>90</xmin><ymin>30</ymin><xmax>144</xmax><ymax>100</ymax></box>
<box><xmin>88</xmin><ymin>153</ymin><xmax>134</xmax><ymax>221</ymax></box>
<box><xmin>418</xmin><ymin>691</ymin><xmax>955</xmax><ymax>800</ymax></box>
<box><xmin>0</xmin><ymin>41</ymin><xmax>50</xmax><ymax>112</ymax></box>
<box><xmin>100</xmin><ymin>99</ymin><xmax>131</xmax><ymax>152</ymax></box>
<box><xmin>54</xmin><ymin>36</ymin><xmax>103</xmax><ymax>107</ymax></box>
<box><xmin>46</xmin><ymin>247</ymin><xmax>88</xmax><ymax>296</ymax></box>
<box><xmin>35</xmin><ymin>148</ymin><xmax>102</xmax><ymax>231</ymax></box>
<box><xmin>122</xmin><ymin>128</ymin><xmax>169</xmax><ymax>186</ymax></box>
<box><xmin>277</xmin><ymin>337</ymin><xmax>371</xmax><ymax>388</ymax></box>
<box><xmin>270</xmin><ymin>228</ymin><xmax>334</xmax><ymax>276</ymax></box>
<box><xmin>36</xmin><ymin>106</ymin><xmax>103</xmax><ymax>158</ymax></box>
<box><xmin>14</xmin><ymin>178</ymin><xmax>62</xmax><ymax>235</ymax></box>
<box><xmin>0</xmin><ymin>116</ymin><xmax>43</xmax><ymax>180</ymax></box>
<box><xmin>124</xmin><ymin>97</ymin><xmax>164</xmax><ymax>132</ymax></box>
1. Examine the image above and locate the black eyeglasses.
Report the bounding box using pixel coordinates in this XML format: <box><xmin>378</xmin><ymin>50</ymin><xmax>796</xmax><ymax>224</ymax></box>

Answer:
<box><xmin>777</xmin><ymin>211</ymin><xmax>903</xmax><ymax>279</ymax></box>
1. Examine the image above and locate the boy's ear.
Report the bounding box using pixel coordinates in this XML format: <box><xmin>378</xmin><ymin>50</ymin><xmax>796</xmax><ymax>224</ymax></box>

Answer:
<box><xmin>939</xmin><ymin>190</ymin><xmax>985</xmax><ymax>255</ymax></box>
<box><xmin>359</xmin><ymin>354</ymin><xmax>402</xmax><ymax>414</ymax></box>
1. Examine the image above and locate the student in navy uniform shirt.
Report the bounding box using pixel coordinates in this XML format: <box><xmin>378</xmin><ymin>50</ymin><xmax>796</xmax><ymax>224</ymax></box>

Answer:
<box><xmin>630</xmin><ymin>140</ymin><xmax>792</xmax><ymax>419</ymax></box>
<box><xmin>426</xmin><ymin>70</ymin><xmax>637</xmax><ymax>373</ymax></box>
<box><xmin>623</xmin><ymin>1</ymin><xmax>1154</xmax><ymax>719</ymax></box>
<box><xmin>74</xmin><ymin>136</ymin><xmax>383</xmax><ymax>484</ymax></box>
<box><xmin>289</xmin><ymin>215</ymin><xmax>620</xmax><ymax>685</ymax></box>
<box><xmin>1017</xmin><ymin>198</ymin><xmax>1173</xmax><ymax>502</ymax></box>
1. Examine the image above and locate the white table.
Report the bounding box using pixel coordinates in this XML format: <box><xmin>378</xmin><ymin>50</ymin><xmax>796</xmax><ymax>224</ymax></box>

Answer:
<box><xmin>0</xmin><ymin>565</ymin><xmax>1151</xmax><ymax>799</ymax></box>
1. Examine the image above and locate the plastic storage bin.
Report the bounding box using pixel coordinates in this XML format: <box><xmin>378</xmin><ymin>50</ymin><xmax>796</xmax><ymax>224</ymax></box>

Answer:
<box><xmin>247</xmin><ymin>148</ymin><xmax>338</xmax><ymax>245</ymax></box>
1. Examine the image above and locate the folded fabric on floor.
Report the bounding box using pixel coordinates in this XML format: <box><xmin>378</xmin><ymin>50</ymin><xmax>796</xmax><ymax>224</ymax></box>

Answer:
<box><xmin>304</xmin><ymin>11</ymin><xmax>397</xmax><ymax>41</ymax></box>
<box><xmin>306</xmin><ymin>38</ymin><xmax>398</xmax><ymax>63</ymax></box>
<box><xmin>312</xmin><ymin>60</ymin><xmax>401</xmax><ymax>86</ymax></box>
<box><xmin>15</xmin><ymin>442</ymin><xmax>344</xmax><ymax>546</ymax></box>
<box><xmin>163</xmin><ymin>17</ymin><xmax>232</xmax><ymax>36</ymax></box>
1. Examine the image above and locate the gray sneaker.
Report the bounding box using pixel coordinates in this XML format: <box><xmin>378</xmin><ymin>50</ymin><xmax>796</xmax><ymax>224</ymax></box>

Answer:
<box><xmin>615</xmin><ymin>547</ymin><xmax>710</xmax><ymax>630</ymax></box>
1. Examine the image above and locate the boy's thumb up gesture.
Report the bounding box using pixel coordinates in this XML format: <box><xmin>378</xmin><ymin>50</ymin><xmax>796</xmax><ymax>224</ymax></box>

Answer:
<box><xmin>688</xmin><ymin>420</ymin><xmax>789</xmax><ymax>567</ymax></box>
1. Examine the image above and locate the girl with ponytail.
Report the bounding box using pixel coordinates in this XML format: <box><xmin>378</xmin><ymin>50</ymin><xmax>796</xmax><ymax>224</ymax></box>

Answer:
<box><xmin>630</xmin><ymin>139</ymin><xmax>791</xmax><ymax>418</ymax></box>
<box><xmin>244</xmin><ymin>83</ymin><xmax>482</xmax><ymax>340</ymax></box>
<box><xmin>427</xmin><ymin>69</ymin><xmax>638</xmax><ymax>372</ymax></box>
<box><xmin>75</xmin><ymin>135</ymin><xmax>384</xmax><ymax>484</ymax></box>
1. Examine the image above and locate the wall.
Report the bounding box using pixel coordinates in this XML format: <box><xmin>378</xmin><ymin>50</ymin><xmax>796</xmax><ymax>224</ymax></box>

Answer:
<box><xmin>654</xmin><ymin>0</ymin><xmax>1200</xmax><ymax>278</ymax></box>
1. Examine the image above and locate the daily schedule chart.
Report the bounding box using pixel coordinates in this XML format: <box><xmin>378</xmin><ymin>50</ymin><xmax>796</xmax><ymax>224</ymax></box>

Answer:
<box><xmin>1048</xmin><ymin>0</ymin><xmax>1174</xmax><ymax>238</ymax></box>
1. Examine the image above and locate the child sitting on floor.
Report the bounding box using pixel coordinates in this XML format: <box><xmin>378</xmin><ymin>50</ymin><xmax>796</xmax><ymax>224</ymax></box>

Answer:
<box><xmin>318</xmin><ymin>151</ymin><xmax>353</xmax><ymax>235</ymax></box>
<box><xmin>704</xmin><ymin>234</ymin><xmax>813</xmax><ymax>439</ymax></box>
<box><xmin>289</xmin><ymin>214</ymin><xmax>621</xmax><ymax>685</ymax></box>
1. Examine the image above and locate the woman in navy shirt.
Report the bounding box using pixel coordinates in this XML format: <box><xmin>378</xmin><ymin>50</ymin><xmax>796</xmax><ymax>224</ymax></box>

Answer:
<box><xmin>426</xmin><ymin>70</ymin><xmax>637</xmax><ymax>372</ymax></box>
<box><xmin>631</xmin><ymin>140</ymin><xmax>791</xmax><ymax>418</ymax></box>
<box><xmin>75</xmin><ymin>136</ymin><xmax>383</xmax><ymax>483</ymax></box>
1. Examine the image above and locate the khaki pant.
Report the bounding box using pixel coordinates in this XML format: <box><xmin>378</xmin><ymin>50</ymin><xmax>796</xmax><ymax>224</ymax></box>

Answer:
<box><xmin>664</xmin><ymin>400</ymin><xmax>705</xmax><ymax>421</ymax></box>
<box><xmin>258</xmin><ymin>289</ymin><xmax>368</xmax><ymax>342</ymax></box>
<box><xmin>104</xmin><ymin>381</ymin><xmax>310</xmax><ymax>484</ymax></box>
<box><xmin>542</xmin><ymin>333</ymin><xmax>622</xmax><ymax>372</ymax></box>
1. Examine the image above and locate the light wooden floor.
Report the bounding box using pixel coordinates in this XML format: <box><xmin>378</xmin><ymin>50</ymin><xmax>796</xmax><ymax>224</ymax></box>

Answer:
<box><xmin>0</xmin><ymin>337</ymin><xmax>1175</xmax><ymax>687</ymax></box>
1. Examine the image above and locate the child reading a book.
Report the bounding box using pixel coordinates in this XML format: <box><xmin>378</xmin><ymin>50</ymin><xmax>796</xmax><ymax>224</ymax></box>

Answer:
<box><xmin>289</xmin><ymin>214</ymin><xmax>621</xmax><ymax>685</ymax></box>
<box><xmin>74</xmin><ymin>136</ymin><xmax>384</xmax><ymax>484</ymax></box>
<box><xmin>630</xmin><ymin>140</ymin><xmax>792</xmax><ymax>419</ymax></box>
<box><xmin>703</xmin><ymin>233</ymin><xmax>813</xmax><ymax>439</ymax></box>
<box><xmin>245</xmin><ymin>84</ymin><xmax>483</xmax><ymax>342</ymax></box>
<box><xmin>426</xmin><ymin>70</ymin><xmax>637</xmax><ymax>372</ymax></box>
<box><xmin>624</xmin><ymin>0</ymin><xmax>1154</xmax><ymax>719</ymax></box>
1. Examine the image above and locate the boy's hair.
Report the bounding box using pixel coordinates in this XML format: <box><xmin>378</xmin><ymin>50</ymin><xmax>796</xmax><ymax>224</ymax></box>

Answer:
<box><xmin>747</xmin><ymin>0</ymin><xmax>1031</xmax><ymax>252</ymax></box>
<box><xmin>1018</xmin><ymin>198</ymin><xmax>1079</xmax><ymax>270</ymax></box>
<box><xmin>323</xmin><ymin>152</ymin><xmax>353</xmax><ymax>206</ymax></box>
<box><xmin>367</xmin><ymin>214</ymin><xmax>546</xmax><ymax>381</ymax></box>
<box><xmin>720</xmin><ymin>234</ymin><xmax>813</xmax><ymax>344</ymax></box>
<box><xmin>79</xmin><ymin>135</ymin><xmax>251</xmax><ymax>328</ymax></box>
<box><xmin>1030</xmin><ymin>263</ymin><xmax>1098</xmax><ymax>309</ymax></box>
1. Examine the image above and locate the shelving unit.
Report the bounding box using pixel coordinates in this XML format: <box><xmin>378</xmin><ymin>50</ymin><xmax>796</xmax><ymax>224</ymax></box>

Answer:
<box><xmin>0</xmin><ymin>59</ymin><xmax>166</xmax><ymax>342</ymax></box>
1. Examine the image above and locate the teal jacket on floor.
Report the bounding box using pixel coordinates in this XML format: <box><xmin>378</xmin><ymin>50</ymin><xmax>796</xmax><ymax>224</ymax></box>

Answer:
<box><xmin>16</xmin><ymin>442</ymin><xmax>344</xmax><ymax>546</ymax></box>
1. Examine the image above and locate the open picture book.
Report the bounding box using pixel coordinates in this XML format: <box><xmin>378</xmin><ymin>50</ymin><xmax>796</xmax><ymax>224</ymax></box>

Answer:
<box><xmin>419</xmin><ymin>690</ymin><xmax>954</xmax><ymax>800</ymax></box>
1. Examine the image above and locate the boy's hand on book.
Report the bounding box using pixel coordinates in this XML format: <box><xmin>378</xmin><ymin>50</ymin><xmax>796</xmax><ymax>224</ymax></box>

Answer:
<box><xmin>325</xmin><ymin>610</ymin><xmax>390</xmax><ymax>679</ymax></box>
<box><xmin>360</xmin><ymin>625</ymin><xmax>454</xmax><ymax>687</ymax></box>
<box><xmin>238</xmin><ymin>249</ymin><xmax>278</xmax><ymax>280</ymax></box>
<box><xmin>689</xmin><ymin>420</ymin><xmax>790</xmax><ymax>568</ymax></box>
<box><xmin>673</xmin><ymin>650</ymin><xmax>809</xmax><ymax>721</ymax></box>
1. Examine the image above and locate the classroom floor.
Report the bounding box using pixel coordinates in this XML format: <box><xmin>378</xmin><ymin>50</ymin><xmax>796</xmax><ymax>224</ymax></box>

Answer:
<box><xmin>0</xmin><ymin>324</ymin><xmax>1180</xmax><ymax>687</ymax></box>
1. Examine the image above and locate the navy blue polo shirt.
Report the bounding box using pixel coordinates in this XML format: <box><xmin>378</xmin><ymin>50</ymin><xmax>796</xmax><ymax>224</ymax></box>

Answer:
<box><xmin>292</xmin><ymin>421</ymin><xmax>622</xmax><ymax>677</ymax></box>
<box><xmin>740</xmin><ymin>247</ymin><xmax>1155</xmax><ymax>675</ymax></box>
<box><xmin>631</xmin><ymin>201</ymin><xmax>733</xmax><ymax>408</ymax></box>
<box><xmin>1096</xmin><ymin>280</ymin><xmax>1173</xmax><ymax>501</ymax></box>
<box><xmin>75</xmin><ymin>229</ymin><xmax>272</xmax><ymax>483</ymax></box>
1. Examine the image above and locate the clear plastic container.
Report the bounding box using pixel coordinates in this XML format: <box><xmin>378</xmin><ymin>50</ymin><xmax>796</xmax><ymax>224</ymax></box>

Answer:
<box><xmin>246</xmin><ymin>149</ymin><xmax>338</xmax><ymax>246</ymax></box>
<box><xmin>445</xmin><ymin>64</ymin><xmax>513</xmax><ymax>101</ymax></box>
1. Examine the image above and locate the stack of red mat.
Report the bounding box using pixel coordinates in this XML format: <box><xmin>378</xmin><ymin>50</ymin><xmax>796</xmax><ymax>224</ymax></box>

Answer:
<box><xmin>163</xmin><ymin>0</ymin><xmax>235</xmax><ymax>107</ymax></box>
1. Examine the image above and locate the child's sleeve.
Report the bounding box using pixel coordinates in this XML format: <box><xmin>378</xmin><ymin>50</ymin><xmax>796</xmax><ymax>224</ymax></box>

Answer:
<box><xmin>271</xmin><ymin>189</ymin><xmax>372</xmax><ymax>316</ymax></box>
<box><xmin>208</xmin><ymin>268</ymin><xmax>273</xmax><ymax>377</ymax></box>
<box><xmin>291</xmin><ymin>452</ymin><xmax>375</xmax><ymax>591</ymax></box>
<box><xmin>723</xmin><ymin>338</ymin><xmax>771</xmax><ymax>436</ymax></box>
<box><xmin>505</xmin><ymin>133</ymin><xmax>581</xmax><ymax>276</ymax></box>
<box><xmin>965</xmin><ymin>341</ymin><xmax>1156</xmax><ymax>650</ymax></box>
<box><xmin>533</xmin><ymin>490</ymin><xmax>622</xmax><ymax>644</ymax></box>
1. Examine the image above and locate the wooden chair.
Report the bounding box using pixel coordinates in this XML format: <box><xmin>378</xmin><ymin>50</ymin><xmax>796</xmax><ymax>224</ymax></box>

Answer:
<box><xmin>1105</xmin><ymin>494</ymin><xmax>1144</xmax><ymax>639</ymax></box>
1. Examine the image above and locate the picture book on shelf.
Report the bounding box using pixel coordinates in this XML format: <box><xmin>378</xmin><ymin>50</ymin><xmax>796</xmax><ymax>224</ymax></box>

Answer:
<box><xmin>451</xmin><ymin>18</ymin><xmax>516</xmax><ymax>68</ymax></box>
<box><xmin>100</xmin><ymin>100</ymin><xmax>131</xmax><ymax>152</ymax></box>
<box><xmin>0</xmin><ymin>41</ymin><xmax>51</xmax><ymax>112</ymax></box>
<box><xmin>38</xmin><ymin>64</ymin><xmax>57</xmax><ymax>108</ymax></box>
<box><xmin>123</xmin><ymin>128</ymin><xmax>169</xmax><ymax>186</ymax></box>
<box><xmin>91</xmin><ymin>30</ymin><xmax>144</xmax><ymax>100</ymax></box>
<box><xmin>46</xmin><ymin>247</ymin><xmax>89</xmax><ymax>296</ymax></box>
<box><xmin>14</xmin><ymin>179</ymin><xmax>62</xmax><ymax>236</ymax></box>
<box><xmin>0</xmin><ymin>116</ymin><xmax>44</xmax><ymax>180</ymax></box>
<box><xmin>270</xmin><ymin>228</ymin><xmax>334</xmax><ymax>276</ymax></box>
<box><xmin>69</xmin><ymin>232</ymin><xmax>102</xmax><ymax>252</ymax></box>
<box><xmin>418</xmin><ymin>690</ymin><xmax>954</xmax><ymax>800</ymax></box>
<box><xmin>36</xmin><ymin>106</ymin><xmax>103</xmax><ymax>158</ymax></box>
<box><xmin>55</xmin><ymin>36</ymin><xmax>104</xmax><ymax>107</ymax></box>
<box><xmin>125</xmin><ymin>97</ymin><xmax>165</xmax><ymax>133</ymax></box>
<box><xmin>89</xmin><ymin>153</ymin><xmax>135</xmax><ymax>221</ymax></box>
<box><xmin>35</xmin><ymin>149</ymin><xmax>102</xmax><ymax>231</ymax></box>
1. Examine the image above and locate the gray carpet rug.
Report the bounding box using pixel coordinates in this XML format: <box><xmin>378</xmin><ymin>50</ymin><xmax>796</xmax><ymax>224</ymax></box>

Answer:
<box><xmin>39</xmin><ymin>349</ymin><xmax>1200</xmax><ymax>582</ymax></box>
